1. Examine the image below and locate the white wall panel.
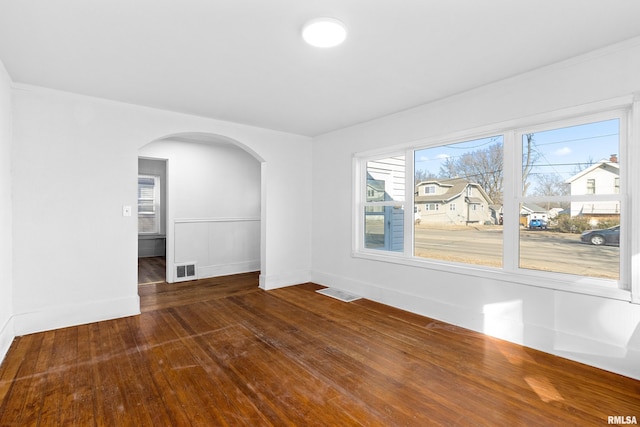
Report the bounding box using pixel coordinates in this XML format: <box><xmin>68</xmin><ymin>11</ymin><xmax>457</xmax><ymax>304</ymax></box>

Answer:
<box><xmin>174</xmin><ymin>222</ymin><xmax>208</xmax><ymax>265</ymax></box>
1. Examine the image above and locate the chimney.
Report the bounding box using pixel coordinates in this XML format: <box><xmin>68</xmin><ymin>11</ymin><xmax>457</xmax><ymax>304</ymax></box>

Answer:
<box><xmin>610</xmin><ymin>154</ymin><xmax>618</xmax><ymax>163</ymax></box>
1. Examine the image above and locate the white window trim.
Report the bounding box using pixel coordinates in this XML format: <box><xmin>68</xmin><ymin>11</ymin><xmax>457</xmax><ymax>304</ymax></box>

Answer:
<box><xmin>353</xmin><ymin>96</ymin><xmax>636</xmax><ymax>303</ymax></box>
<box><xmin>629</xmin><ymin>97</ymin><xmax>640</xmax><ymax>304</ymax></box>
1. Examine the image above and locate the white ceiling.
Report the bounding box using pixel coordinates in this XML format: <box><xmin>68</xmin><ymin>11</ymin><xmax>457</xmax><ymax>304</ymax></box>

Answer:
<box><xmin>2</xmin><ymin>1</ymin><xmax>640</xmax><ymax>137</ymax></box>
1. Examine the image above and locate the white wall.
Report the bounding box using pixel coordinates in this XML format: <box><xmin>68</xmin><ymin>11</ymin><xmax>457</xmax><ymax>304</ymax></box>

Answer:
<box><xmin>0</xmin><ymin>60</ymin><xmax>13</xmax><ymax>362</ymax></box>
<box><xmin>11</xmin><ymin>85</ymin><xmax>312</xmax><ymax>335</ymax></box>
<box><xmin>311</xmin><ymin>38</ymin><xmax>640</xmax><ymax>379</ymax></box>
<box><xmin>139</xmin><ymin>139</ymin><xmax>261</xmax><ymax>280</ymax></box>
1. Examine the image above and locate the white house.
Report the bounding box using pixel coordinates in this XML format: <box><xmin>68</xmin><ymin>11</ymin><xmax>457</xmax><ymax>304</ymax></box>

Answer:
<box><xmin>565</xmin><ymin>155</ymin><xmax>620</xmax><ymax>222</ymax></box>
<box><xmin>520</xmin><ymin>203</ymin><xmax>549</xmax><ymax>227</ymax></box>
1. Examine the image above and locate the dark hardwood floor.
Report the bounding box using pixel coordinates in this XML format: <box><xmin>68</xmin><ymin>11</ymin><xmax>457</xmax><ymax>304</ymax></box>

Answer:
<box><xmin>138</xmin><ymin>256</ymin><xmax>166</xmax><ymax>285</ymax></box>
<box><xmin>1</xmin><ymin>272</ymin><xmax>639</xmax><ymax>426</ymax></box>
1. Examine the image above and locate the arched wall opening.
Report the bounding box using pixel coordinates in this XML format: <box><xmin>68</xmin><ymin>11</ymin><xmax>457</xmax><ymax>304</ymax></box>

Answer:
<box><xmin>138</xmin><ymin>132</ymin><xmax>264</xmax><ymax>285</ymax></box>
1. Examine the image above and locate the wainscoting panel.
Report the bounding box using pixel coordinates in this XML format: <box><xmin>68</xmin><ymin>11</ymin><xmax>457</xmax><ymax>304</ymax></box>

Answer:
<box><xmin>174</xmin><ymin>218</ymin><xmax>260</xmax><ymax>279</ymax></box>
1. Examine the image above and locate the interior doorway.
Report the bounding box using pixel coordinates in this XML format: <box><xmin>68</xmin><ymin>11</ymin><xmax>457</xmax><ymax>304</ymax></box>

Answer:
<box><xmin>138</xmin><ymin>157</ymin><xmax>168</xmax><ymax>285</ymax></box>
<box><xmin>137</xmin><ymin>133</ymin><xmax>262</xmax><ymax>287</ymax></box>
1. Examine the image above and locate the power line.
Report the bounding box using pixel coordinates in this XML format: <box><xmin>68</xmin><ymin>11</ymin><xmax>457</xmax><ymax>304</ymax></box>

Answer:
<box><xmin>529</xmin><ymin>132</ymin><xmax>617</xmax><ymax>147</ymax></box>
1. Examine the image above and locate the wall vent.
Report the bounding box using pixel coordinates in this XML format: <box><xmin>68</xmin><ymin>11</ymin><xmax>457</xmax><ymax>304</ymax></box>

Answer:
<box><xmin>174</xmin><ymin>262</ymin><xmax>197</xmax><ymax>282</ymax></box>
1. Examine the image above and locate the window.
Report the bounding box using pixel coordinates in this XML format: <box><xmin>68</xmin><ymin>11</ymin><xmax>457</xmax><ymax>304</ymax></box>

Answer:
<box><xmin>355</xmin><ymin>105</ymin><xmax>630</xmax><ymax>297</ymax></box>
<box><xmin>138</xmin><ymin>175</ymin><xmax>161</xmax><ymax>234</ymax></box>
<box><xmin>424</xmin><ymin>185</ymin><xmax>436</xmax><ymax>194</ymax></box>
<box><xmin>413</xmin><ymin>135</ymin><xmax>503</xmax><ymax>267</ymax></box>
<box><xmin>518</xmin><ymin>117</ymin><xmax>621</xmax><ymax>280</ymax></box>
<box><xmin>363</xmin><ymin>155</ymin><xmax>405</xmax><ymax>252</ymax></box>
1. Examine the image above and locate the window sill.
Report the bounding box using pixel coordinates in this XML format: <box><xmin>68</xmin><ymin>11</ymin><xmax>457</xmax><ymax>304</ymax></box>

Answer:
<box><xmin>352</xmin><ymin>249</ymin><xmax>633</xmax><ymax>302</ymax></box>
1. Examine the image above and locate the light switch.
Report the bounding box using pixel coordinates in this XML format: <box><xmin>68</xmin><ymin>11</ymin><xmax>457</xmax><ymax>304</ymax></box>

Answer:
<box><xmin>122</xmin><ymin>205</ymin><xmax>132</xmax><ymax>217</ymax></box>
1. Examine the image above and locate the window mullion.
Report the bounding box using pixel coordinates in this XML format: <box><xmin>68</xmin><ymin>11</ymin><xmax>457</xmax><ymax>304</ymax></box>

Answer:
<box><xmin>503</xmin><ymin>130</ymin><xmax>519</xmax><ymax>271</ymax></box>
<box><xmin>405</xmin><ymin>149</ymin><xmax>414</xmax><ymax>256</ymax></box>
<box><xmin>352</xmin><ymin>155</ymin><xmax>364</xmax><ymax>253</ymax></box>
<box><xmin>628</xmin><ymin>100</ymin><xmax>640</xmax><ymax>302</ymax></box>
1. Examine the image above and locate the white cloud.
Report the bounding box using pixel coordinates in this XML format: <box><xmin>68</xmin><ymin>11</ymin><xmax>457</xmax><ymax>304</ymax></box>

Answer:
<box><xmin>554</xmin><ymin>147</ymin><xmax>572</xmax><ymax>156</ymax></box>
<box><xmin>436</xmin><ymin>153</ymin><xmax>450</xmax><ymax>160</ymax></box>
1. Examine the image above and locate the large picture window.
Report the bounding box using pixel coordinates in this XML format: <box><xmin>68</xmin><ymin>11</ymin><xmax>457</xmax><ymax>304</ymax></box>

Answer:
<box><xmin>414</xmin><ymin>136</ymin><xmax>504</xmax><ymax>268</ymax></box>
<box><xmin>355</xmin><ymin>106</ymin><xmax>630</xmax><ymax>297</ymax></box>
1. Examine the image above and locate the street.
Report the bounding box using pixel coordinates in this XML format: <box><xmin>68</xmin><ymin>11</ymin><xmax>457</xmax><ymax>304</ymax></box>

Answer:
<box><xmin>412</xmin><ymin>225</ymin><xmax>619</xmax><ymax>279</ymax></box>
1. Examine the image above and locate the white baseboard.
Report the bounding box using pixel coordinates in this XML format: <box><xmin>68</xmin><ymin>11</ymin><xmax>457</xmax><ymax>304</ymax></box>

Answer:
<box><xmin>0</xmin><ymin>316</ymin><xmax>15</xmax><ymax>366</ymax></box>
<box><xmin>198</xmin><ymin>260</ymin><xmax>260</xmax><ymax>280</ymax></box>
<box><xmin>260</xmin><ymin>269</ymin><xmax>311</xmax><ymax>290</ymax></box>
<box><xmin>13</xmin><ymin>295</ymin><xmax>141</xmax><ymax>336</ymax></box>
<box><xmin>311</xmin><ymin>270</ymin><xmax>640</xmax><ymax>380</ymax></box>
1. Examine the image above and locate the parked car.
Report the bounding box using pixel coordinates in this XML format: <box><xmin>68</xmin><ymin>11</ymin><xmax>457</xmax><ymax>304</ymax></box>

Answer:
<box><xmin>529</xmin><ymin>219</ymin><xmax>547</xmax><ymax>230</ymax></box>
<box><xmin>580</xmin><ymin>225</ymin><xmax>620</xmax><ymax>246</ymax></box>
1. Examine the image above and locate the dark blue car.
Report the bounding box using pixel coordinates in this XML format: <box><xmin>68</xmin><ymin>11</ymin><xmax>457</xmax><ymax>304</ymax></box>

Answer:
<box><xmin>580</xmin><ymin>225</ymin><xmax>620</xmax><ymax>246</ymax></box>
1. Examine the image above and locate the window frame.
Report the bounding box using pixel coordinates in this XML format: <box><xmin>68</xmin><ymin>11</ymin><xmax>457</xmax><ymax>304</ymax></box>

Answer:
<box><xmin>353</xmin><ymin>97</ymin><xmax>636</xmax><ymax>303</ymax></box>
<box><xmin>358</xmin><ymin>152</ymin><xmax>412</xmax><ymax>254</ymax></box>
<box><xmin>511</xmin><ymin>110</ymin><xmax>627</xmax><ymax>287</ymax></box>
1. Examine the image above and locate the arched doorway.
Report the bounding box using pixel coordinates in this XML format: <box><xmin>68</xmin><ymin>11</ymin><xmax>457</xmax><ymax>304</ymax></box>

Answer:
<box><xmin>137</xmin><ymin>132</ymin><xmax>263</xmax><ymax>285</ymax></box>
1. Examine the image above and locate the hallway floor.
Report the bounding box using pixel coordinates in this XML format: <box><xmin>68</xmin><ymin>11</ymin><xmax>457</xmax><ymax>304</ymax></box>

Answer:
<box><xmin>138</xmin><ymin>256</ymin><xmax>166</xmax><ymax>285</ymax></box>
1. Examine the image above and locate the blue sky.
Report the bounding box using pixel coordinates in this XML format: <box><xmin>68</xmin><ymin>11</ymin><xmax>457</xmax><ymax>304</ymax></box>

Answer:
<box><xmin>415</xmin><ymin>118</ymin><xmax>619</xmax><ymax>183</ymax></box>
<box><xmin>526</xmin><ymin>118</ymin><xmax>619</xmax><ymax>181</ymax></box>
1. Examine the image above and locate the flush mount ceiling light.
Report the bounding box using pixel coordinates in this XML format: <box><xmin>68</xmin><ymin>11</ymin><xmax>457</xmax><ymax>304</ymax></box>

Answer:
<box><xmin>302</xmin><ymin>17</ymin><xmax>347</xmax><ymax>48</ymax></box>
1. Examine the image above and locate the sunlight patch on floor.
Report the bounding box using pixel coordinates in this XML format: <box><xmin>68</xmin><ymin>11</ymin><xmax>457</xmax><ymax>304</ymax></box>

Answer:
<box><xmin>525</xmin><ymin>376</ymin><xmax>564</xmax><ymax>403</ymax></box>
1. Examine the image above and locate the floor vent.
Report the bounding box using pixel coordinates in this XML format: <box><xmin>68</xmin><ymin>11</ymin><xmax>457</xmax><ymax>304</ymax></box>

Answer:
<box><xmin>316</xmin><ymin>287</ymin><xmax>362</xmax><ymax>302</ymax></box>
<box><xmin>175</xmin><ymin>262</ymin><xmax>197</xmax><ymax>282</ymax></box>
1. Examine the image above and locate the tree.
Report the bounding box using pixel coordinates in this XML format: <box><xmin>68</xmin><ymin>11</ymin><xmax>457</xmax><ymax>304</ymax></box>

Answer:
<box><xmin>522</xmin><ymin>133</ymin><xmax>539</xmax><ymax>196</ymax></box>
<box><xmin>438</xmin><ymin>157</ymin><xmax>457</xmax><ymax>180</ymax></box>
<box><xmin>572</xmin><ymin>156</ymin><xmax>594</xmax><ymax>174</ymax></box>
<box><xmin>437</xmin><ymin>141</ymin><xmax>504</xmax><ymax>204</ymax></box>
<box><xmin>414</xmin><ymin>169</ymin><xmax>437</xmax><ymax>185</ymax></box>
<box><xmin>532</xmin><ymin>174</ymin><xmax>570</xmax><ymax>210</ymax></box>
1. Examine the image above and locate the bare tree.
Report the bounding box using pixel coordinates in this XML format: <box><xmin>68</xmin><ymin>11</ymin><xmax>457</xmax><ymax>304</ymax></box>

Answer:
<box><xmin>414</xmin><ymin>169</ymin><xmax>437</xmax><ymax>185</ymax></box>
<box><xmin>572</xmin><ymin>156</ymin><xmax>594</xmax><ymax>174</ymax></box>
<box><xmin>438</xmin><ymin>157</ymin><xmax>457</xmax><ymax>179</ymax></box>
<box><xmin>532</xmin><ymin>174</ymin><xmax>570</xmax><ymax>210</ymax></box>
<box><xmin>522</xmin><ymin>133</ymin><xmax>539</xmax><ymax>196</ymax></box>
<box><xmin>438</xmin><ymin>141</ymin><xmax>504</xmax><ymax>204</ymax></box>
